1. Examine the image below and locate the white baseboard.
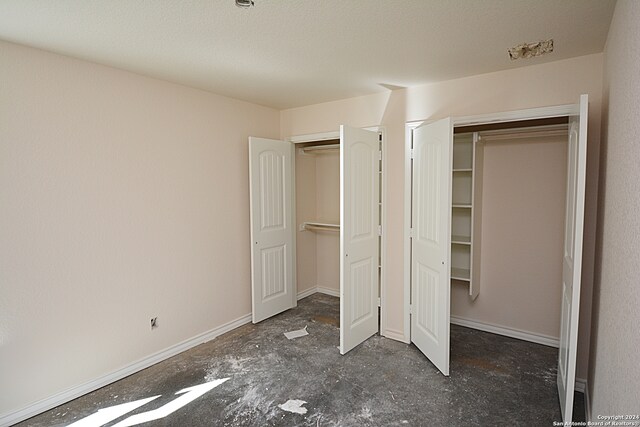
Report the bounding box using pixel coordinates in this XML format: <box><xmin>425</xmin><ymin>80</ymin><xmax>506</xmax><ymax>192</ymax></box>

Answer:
<box><xmin>316</xmin><ymin>286</ymin><xmax>339</xmax><ymax>297</ymax></box>
<box><xmin>450</xmin><ymin>315</ymin><xmax>560</xmax><ymax>348</ymax></box>
<box><xmin>0</xmin><ymin>313</ymin><xmax>252</xmax><ymax>427</ymax></box>
<box><xmin>297</xmin><ymin>286</ymin><xmax>339</xmax><ymax>300</ymax></box>
<box><xmin>296</xmin><ymin>287</ymin><xmax>318</xmax><ymax>300</ymax></box>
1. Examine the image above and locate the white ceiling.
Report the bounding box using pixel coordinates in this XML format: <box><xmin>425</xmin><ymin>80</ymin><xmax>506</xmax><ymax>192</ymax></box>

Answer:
<box><xmin>0</xmin><ymin>0</ymin><xmax>616</xmax><ymax>109</ymax></box>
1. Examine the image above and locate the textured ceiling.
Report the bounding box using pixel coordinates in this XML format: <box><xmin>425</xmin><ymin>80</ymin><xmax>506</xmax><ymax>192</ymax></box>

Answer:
<box><xmin>0</xmin><ymin>0</ymin><xmax>616</xmax><ymax>109</ymax></box>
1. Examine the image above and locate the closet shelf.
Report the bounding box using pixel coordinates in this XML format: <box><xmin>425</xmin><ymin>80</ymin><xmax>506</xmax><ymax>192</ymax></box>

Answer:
<box><xmin>452</xmin><ymin>204</ymin><xmax>472</xmax><ymax>209</ymax></box>
<box><xmin>451</xmin><ymin>267</ymin><xmax>471</xmax><ymax>282</ymax></box>
<box><xmin>452</xmin><ymin>168</ymin><xmax>473</xmax><ymax>172</ymax></box>
<box><xmin>300</xmin><ymin>221</ymin><xmax>340</xmax><ymax>232</ymax></box>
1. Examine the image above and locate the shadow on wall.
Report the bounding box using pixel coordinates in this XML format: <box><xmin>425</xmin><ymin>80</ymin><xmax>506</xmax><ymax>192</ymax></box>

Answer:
<box><xmin>587</xmin><ymin>67</ymin><xmax>610</xmax><ymax>406</ymax></box>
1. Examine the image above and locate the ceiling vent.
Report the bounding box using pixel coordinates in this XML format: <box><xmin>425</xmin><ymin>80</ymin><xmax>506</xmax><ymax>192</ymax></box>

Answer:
<box><xmin>508</xmin><ymin>39</ymin><xmax>554</xmax><ymax>60</ymax></box>
<box><xmin>235</xmin><ymin>0</ymin><xmax>254</xmax><ymax>8</ymax></box>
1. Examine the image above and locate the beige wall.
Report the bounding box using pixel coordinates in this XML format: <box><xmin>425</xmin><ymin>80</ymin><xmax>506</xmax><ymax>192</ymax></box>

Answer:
<box><xmin>314</xmin><ymin>151</ymin><xmax>340</xmax><ymax>292</ymax></box>
<box><xmin>295</xmin><ymin>148</ymin><xmax>317</xmax><ymax>294</ymax></box>
<box><xmin>0</xmin><ymin>41</ymin><xmax>279</xmax><ymax>418</ymax></box>
<box><xmin>588</xmin><ymin>0</ymin><xmax>640</xmax><ymax>417</ymax></box>
<box><xmin>452</xmin><ymin>134</ymin><xmax>567</xmax><ymax>339</ymax></box>
<box><xmin>281</xmin><ymin>53</ymin><xmax>603</xmax><ymax>379</ymax></box>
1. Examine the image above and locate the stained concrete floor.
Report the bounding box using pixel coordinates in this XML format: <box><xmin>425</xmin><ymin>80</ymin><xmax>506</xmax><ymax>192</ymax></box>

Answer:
<box><xmin>18</xmin><ymin>294</ymin><xmax>585</xmax><ymax>426</ymax></box>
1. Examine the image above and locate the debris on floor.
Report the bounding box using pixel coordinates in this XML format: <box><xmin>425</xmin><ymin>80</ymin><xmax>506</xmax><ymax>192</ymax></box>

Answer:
<box><xmin>284</xmin><ymin>325</ymin><xmax>308</xmax><ymax>340</ymax></box>
<box><xmin>278</xmin><ymin>399</ymin><xmax>308</xmax><ymax>415</ymax></box>
<box><xmin>311</xmin><ymin>315</ymin><xmax>339</xmax><ymax>327</ymax></box>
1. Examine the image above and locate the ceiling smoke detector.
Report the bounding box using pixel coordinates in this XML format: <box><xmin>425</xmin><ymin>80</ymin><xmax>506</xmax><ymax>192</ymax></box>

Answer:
<box><xmin>235</xmin><ymin>0</ymin><xmax>254</xmax><ymax>8</ymax></box>
<box><xmin>508</xmin><ymin>39</ymin><xmax>554</xmax><ymax>60</ymax></box>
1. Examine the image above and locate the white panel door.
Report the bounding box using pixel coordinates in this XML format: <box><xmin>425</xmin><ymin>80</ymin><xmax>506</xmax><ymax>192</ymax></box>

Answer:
<box><xmin>557</xmin><ymin>95</ymin><xmax>588</xmax><ymax>422</ymax></box>
<box><xmin>340</xmin><ymin>125</ymin><xmax>380</xmax><ymax>355</ymax></box>
<box><xmin>411</xmin><ymin>118</ymin><xmax>453</xmax><ymax>376</ymax></box>
<box><xmin>249</xmin><ymin>137</ymin><xmax>296</xmax><ymax>323</ymax></box>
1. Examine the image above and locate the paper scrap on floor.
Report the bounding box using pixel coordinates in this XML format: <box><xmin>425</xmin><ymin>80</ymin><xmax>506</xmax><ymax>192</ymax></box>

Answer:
<box><xmin>284</xmin><ymin>326</ymin><xmax>308</xmax><ymax>340</ymax></box>
<box><xmin>278</xmin><ymin>399</ymin><xmax>308</xmax><ymax>414</ymax></box>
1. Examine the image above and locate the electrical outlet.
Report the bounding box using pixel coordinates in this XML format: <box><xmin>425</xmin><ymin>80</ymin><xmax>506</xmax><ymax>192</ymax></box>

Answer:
<box><xmin>150</xmin><ymin>317</ymin><xmax>158</xmax><ymax>329</ymax></box>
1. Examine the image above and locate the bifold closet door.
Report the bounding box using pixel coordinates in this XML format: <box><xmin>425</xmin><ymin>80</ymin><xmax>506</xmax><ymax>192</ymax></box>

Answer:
<box><xmin>411</xmin><ymin>118</ymin><xmax>453</xmax><ymax>376</ymax></box>
<box><xmin>339</xmin><ymin>125</ymin><xmax>380</xmax><ymax>355</ymax></box>
<box><xmin>557</xmin><ymin>94</ymin><xmax>588</xmax><ymax>423</ymax></box>
<box><xmin>249</xmin><ymin>137</ymin><xmax>296</xmax><ymax>324</ymax></box>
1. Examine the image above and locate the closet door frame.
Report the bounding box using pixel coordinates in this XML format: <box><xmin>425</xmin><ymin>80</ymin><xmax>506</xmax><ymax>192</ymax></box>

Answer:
<box><xmin>287</xmin><ymin>126</ymin><xmax>389</xmax><ymax>336</ymax></box>
<box><xmin>403</xmin><ymin>102</ymin><xmax>582</xmax><ymax>344</ymax></box>
<box><xmin>404</xmin><ymin>100</ymin><xmax>588</xmax><ymax>409</ymax></box>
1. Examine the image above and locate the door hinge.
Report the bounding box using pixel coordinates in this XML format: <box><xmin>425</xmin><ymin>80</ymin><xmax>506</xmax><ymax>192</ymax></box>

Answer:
<box><xmin>409</xmin><ymin>227</ymin><xmax>414</xmax><ymax>238</ymax></box>
<box><xmin>377</xmin><ymin>297</ymin><xmax>381</xmax><ymax>307</ymax></box>
<box><xmin>378</xmin><ymin>225</ymin><xmax>382</xmax><ymax>236</ymax></box>
<box><xmin>378</xmin><ymin>150</ymin><xmax>382</xmax><ymax>161</ymax></box>
<box><xmin>408</xmin><ymin>304</ymin><xmax>413</xmax><ymax>314</ymax></box>
<box><xmin>410</xmin><ymin>148</ymin><xmax>414</xmax><ymax>159</ymax></box>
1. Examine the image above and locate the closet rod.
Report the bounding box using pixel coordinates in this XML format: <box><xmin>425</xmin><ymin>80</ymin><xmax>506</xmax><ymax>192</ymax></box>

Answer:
<box><xmin>301</xmin><ymin>144</ymin><xmax>340</xmax><ymax>154</ymax></box>
<box><xmin>301</xmin><ymin>221</ymin><xmax>340</xmax><ymax>231</ymax></box>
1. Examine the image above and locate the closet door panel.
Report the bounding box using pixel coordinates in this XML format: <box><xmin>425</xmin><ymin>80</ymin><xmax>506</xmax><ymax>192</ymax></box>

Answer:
<box><xmin>249</xmin><ymin>137</ymin><xmax>296</xmax><ymax>323</ymax></box>
<box><xmin>411</xmin><ymin>118</ymin><xmax>452</xmax><ymax>376</ymax></box>
<box><xmin>340</xmin><ymin>125</ymin><xmax>380</xmax><ymax>355</ymax></box>
<box><xmin>557</xmin><ymin>95</ymin><xmax>588</xmax><ymax>423</ymax></box>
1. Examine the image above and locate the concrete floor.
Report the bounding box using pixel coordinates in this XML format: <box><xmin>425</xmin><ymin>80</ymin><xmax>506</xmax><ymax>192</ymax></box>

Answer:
<box><xmin>19</xmin><ymin>294</ymin><xmax>585</xmax><ymax>426</ymax></box>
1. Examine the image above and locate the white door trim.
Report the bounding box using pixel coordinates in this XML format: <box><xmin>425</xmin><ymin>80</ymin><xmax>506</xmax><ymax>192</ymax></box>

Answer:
<box><xmin>403</xmin><ymin>101</ymin><xmax>583</xmax><ymax>343</ymax></box>
<box><xmin>288</xmin><ymin>131</ymin><xmax>340</xmax><ymax>144</ymax></box>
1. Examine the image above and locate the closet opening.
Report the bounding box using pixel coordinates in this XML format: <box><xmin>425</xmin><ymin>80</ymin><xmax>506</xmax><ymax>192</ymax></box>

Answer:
<box><xmin>248</xmin><ymin>126</ymin><xmax>386</xmax><ymax>355</ymax></box>
<box><xmin>295</xmin><ymin>139</ymin><xmax>342</xmax><ymax>301</ymax></box>
<box><xmin>449</xmin><ymin>120</ymin><xmax>571</xmax><ymax>304</ymax></box>
<box><xmin>403</xmin><ymin>95</ymin><xmax>588</xmax><ymax>423</ymax></box>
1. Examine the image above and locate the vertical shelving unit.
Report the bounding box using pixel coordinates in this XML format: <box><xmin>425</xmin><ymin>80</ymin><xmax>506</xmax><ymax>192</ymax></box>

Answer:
<box><xmin>451</xmin><ymin>132</ymin><xmax>482</xmax><ymax>300</ymax></box>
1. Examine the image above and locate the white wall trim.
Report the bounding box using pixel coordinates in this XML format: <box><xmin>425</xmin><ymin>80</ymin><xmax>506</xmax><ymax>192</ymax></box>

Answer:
<box><xmin>317</xmin><ymin>286</ymin><xmax>340</xmax><ymax>297</ymax></box>
<box><xmin>575</xmin><ymin>377</ymin><xmax>587</xmax><ymax>393</ymax></box>
<box><xmin>0</xmin><ymin>313</ymin><xmax>252</xmax><ymax>427</ymax></box>
<box><xmin>453</xmin><ymin>104</ymin><xmax>578</xmax><ymax>127</ymax></box>
<box><xmin>406</xmin><ymin>104</ymin><xmax>579</xmax><ymax>131</ymax></box>
<box><xmin>288</xmin><ymin>131</ymin><xmax>340</xmax><ymax>144</ymax></box>
<box><xmin>450</xmin><ymin>315</ymin><xmax>560</xmax><ymax>348</ymax></box>
<box><xmin>296</xmin><ymin>287</ymin><xmax>318</xmax><ymax>301</ymax></box>
<box><xmin>297</xmin><ymin>286</ymin><xmax>340</xmax><ymax>300</ymax></box>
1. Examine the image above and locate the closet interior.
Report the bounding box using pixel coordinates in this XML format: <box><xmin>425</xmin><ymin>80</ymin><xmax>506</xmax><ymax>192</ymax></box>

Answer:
<box><xmin>295</xmin><ymin>140</ymin><xmax>341</xmax><ymax>297</ymax></box>
<box><xmin>450</xmin><ymin>118</ymin><xmax>570</xmax><ymax>339</ymax></box>
<box><xmin>407</xmin><ymin>99</ymin><xmax>587</xmax><ymax>420</ymax></box>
